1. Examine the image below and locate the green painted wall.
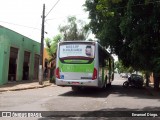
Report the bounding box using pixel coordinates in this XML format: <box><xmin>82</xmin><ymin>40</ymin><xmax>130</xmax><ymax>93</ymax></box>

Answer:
<box><xmin>0</xmin><ymin>25</ymin><xmax>40</xmax><ymax>85</ymax></box>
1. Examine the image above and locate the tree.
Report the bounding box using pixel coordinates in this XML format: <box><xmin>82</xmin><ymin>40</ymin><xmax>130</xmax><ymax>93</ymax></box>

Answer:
<box><xmin>45</xmin><ymin>34</ymin><xmax>61</xmax><ymax>61</ymax></box>
<box><xmin>115</xmin><ymin>60</ymin><xmax>134</xmax><ymax>74</ymax></box>
<box><xmin>59</xmin><ymin>16</ymin><xmax>89</xmax><ymax>41</ymax></box>
<box><xmin>45</xmin><ymin>34</ymin><xmax>62</xmax><ymax>82</ymax></box>
<box><xmin>45</xmin><ymin>16</ymin><xmax>90</xmax><ymax>82</ymax></box>
<box><xmin>85</xmin><ymin>0</ymin><xmax>160</xmax><ymax>89</ymax></box>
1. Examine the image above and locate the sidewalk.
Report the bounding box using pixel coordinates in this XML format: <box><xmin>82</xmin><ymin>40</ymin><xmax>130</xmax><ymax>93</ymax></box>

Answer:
<box><xmin>0</xmin><ymin>80</ymin><xmax>55</xmax><ymax>92</ymax></box>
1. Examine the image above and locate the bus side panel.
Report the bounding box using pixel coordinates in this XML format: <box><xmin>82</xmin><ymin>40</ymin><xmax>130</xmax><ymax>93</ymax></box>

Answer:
<box><xmin>96</xmin><ymin>43</ymin><xmax>103</xmax><ymax>88</ymax></box>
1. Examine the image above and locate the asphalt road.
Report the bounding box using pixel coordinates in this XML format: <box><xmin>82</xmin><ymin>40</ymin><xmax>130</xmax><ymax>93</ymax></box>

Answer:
<box><xmin>0</xmin><ymin>74</ymin><xmax>160</xmax><ymax>120</ymax></box>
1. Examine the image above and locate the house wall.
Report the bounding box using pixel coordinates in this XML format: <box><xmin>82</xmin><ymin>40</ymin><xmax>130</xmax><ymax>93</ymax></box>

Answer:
<box><xmin>0</xmin><ymin>26</ymin><xmax>40</xmax><ymax>85</ymax></box>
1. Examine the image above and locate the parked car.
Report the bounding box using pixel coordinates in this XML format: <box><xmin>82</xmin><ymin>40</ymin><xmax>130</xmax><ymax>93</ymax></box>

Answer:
<box><xmin>130</xmin><ymin>74</ymin><xmax>143</xmax><ymax>81</ymax></box>
<box><xmin>120</xmin><ymin>73</ymin><xmax>128</xmax><ymax>78</ymax></box>
<box><xmin>123</xmin><ymin>74</ymin><xmax>144</xmax><ymax>88</ymax></box>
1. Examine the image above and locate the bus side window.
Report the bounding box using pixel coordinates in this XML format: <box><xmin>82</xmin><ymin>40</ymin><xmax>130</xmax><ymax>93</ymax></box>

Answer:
<box><xmin>103</xmin><ymin>60</ymin><xmax>106</xmax><ymax>67</ymax></box>
<box><xmin>105</xmin><ymin>60</ymin><xmax>108</xmax><ymax>68</ymax></box>
<box><xmin>98</xmin><ymin>47</ymin><xmax>103</xmax><ymax>67</ymax></box>
<box><xmin>99</xmin><ymin>56</ymin><xmax>103</xmax><ymax>67</ymax></box>
<box><xmin>99</xmin><ymin>46</ymin><xmax>106</xmax><ymax>67</ymax></box>
<box><xmin>99</xmin><ymin>54</ymin><xmax>106</xmax><ymax>67</ymax></box>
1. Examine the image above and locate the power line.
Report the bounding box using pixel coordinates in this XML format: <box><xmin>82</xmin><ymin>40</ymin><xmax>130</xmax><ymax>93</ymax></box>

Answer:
<box><xmin>0</xmin><ymin>20</ymin><xmax>40</xmax><ymax>30</ymax></box>
<box><xmin>45</xmin><ymin>0</ymin><xmax>61</xmax><ymax>18</ymax></box>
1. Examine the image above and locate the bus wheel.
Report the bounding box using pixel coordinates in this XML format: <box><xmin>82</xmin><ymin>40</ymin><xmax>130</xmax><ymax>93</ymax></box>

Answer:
<box><xmin>72</xmin><ymin>86</ymin><xmax>81</xmax><ymax>91</ymax></box>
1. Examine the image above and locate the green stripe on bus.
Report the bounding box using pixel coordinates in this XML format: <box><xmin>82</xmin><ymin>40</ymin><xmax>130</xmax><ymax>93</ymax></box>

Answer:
<box><xmin>64</xmin><ymin>60</ymin><xmax>89</xmax><ymax>63</ymax></box>
<box><xmin>59</xmin><ymin>61</ymin><xmax>94</xmax><ymax>73</ymax></box>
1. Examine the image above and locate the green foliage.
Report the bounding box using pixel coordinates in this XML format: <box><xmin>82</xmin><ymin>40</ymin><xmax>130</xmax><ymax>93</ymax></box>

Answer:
<box><xmin>153</xmin><ymin>57</ymin><xmax>160</xmax><ymax>72</ymax></box>
<box><xmin>59</xmin><ymin>16</ymin><xmax>89</xmax><ymax>41</ymax></box>
<box><xmin>45</xmin><ymin>34</ymin><xmax>62</xmax><ymax>62</ymax></box>
<box><xmin>84</xmin><ymin>0</ymin><xmax>160</xmax><ymax>73</ymax></box>
<box><xmin>115</xmin><ymin>60</ymin><xmax>134</xmax><ymax>73</ymax></box>
<box><xmin>45</xmin><ymin>35</ymin><xmax>62</xmax><ymax>82</ymax></box>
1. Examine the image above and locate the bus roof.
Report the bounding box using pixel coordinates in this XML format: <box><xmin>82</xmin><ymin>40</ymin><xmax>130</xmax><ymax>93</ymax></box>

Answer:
<box><xmin>59</xmin><ymin>41</ymin><xmax>97</xmax><ymax>44</ymax></box>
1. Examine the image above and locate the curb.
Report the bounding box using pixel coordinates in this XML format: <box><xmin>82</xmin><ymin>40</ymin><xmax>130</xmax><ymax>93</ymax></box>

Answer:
<box><xmin>0</xmin><ymin>83</ymin><xmax>53</xmax><ymax>93</ymax></box>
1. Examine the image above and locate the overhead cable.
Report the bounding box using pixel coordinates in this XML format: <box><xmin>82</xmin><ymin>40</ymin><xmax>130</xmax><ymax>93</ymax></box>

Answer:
<box><xmin>45</xmin><ymin>0</ymin><xmax>61</xmax><ymax>18</ymax></box>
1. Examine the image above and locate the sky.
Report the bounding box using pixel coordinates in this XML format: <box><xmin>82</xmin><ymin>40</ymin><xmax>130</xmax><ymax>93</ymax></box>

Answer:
<box><xmin>0</xmin><ymin>0</ymin><xmax>118</xmax><ymax>61</ymax></box>
<box><xmin>0</xmin><ymin>0</ymin><xmax>89</xmax><ymax>42</ymax></box>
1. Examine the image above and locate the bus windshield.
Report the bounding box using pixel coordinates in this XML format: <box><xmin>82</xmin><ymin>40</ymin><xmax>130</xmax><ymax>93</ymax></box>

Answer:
<box><xmin>59</xmin><ymin>43</ymin><xmax>95</xmax><ymax>63</ymax></box>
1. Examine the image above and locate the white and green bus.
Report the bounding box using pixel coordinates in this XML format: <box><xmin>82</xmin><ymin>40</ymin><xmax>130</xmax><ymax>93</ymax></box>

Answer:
<box><xmin>55</xmin><ymin>41</ymin><xmax>114</xmax><ymax>90</ymax></box>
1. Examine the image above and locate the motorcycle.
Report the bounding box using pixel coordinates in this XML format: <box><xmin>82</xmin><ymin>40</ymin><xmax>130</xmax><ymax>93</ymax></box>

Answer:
<box><xmin>123</xmin><ymin>74</ymin><xmax>144</xmax><ymax>88</ymax></box>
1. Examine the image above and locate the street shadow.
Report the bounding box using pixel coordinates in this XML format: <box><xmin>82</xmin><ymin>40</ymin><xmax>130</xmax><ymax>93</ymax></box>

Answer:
<box><xmin>111</xmin><ymin>85</ymin><xmax>160</xmax><ymax>100</ymax></box>
<box><xmin>59</xmin><ymin>86</ymin><xmax>112</xmax><ymax>98</ymax></box>
<box><xmin>58</xmin><ymin>84</ymin><xmax>160</xmax><ymax>100</ymax></box>
<box><xmin>38</xmin><ymin>107</ymin><xmax>160</xmax><ymax>120</ymax></box>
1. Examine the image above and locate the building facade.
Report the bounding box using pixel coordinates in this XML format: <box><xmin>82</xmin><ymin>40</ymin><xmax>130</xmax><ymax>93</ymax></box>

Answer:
<box><xmin>0</xmin><ymin>26</ymin><xmax>40</xmax><ymax>85</ymax></box>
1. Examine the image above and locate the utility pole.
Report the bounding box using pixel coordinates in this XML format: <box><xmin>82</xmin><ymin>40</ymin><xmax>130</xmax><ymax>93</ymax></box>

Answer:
<box><xmin>39</xmin><ymin>4</ymin><xmax>45</xmax><ymax>85</ymax></box>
